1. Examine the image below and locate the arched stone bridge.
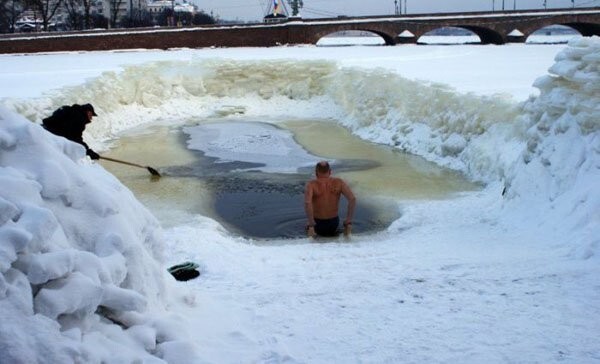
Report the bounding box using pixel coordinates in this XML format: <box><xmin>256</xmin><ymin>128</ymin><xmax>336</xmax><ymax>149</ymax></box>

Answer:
<box><xmin>1</xmin><ymin>7</ymin><xmax>599</xmax><ymax>53</ymax></box>
<box><xmin>298</xmin><ymin>7</ymin><xmax>600</xmax><ymax>44</ymax></box>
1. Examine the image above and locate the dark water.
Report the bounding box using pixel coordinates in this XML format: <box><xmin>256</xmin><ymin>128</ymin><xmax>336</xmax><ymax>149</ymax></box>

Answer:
<box><xmin>161</xmin><ymin>155</ymin><xmax>398</xmax><ymax>239</ymax></box>
<box><xmin>208</xmin><ymin>172</ymin><xmax>396</xmax><ymax>239</ymax></box>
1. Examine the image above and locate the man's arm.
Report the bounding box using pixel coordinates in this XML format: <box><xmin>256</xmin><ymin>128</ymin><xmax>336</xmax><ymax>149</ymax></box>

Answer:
<box><xmin>74</xmin><ymin>138</ymin><xmax>100</xmax><ymax>160</ymax></box>
<box><xmin>304</xmin><ymin>182</ymin><xmax>317</xmax><ymax>237</ymax></box>
<box><xmin>341</xmin><ymin>180</ymin><xmax>356</xmax><ymax>225</ymax></box>
<box><xmin>304</xmin><ymin>182</ymin><xmax>316</xmax><ymax>226</ymax></box>
<box><xmin>85</xmin><ymin>147</ymin><xmax>100</xmax><ymax>160</ymax></box>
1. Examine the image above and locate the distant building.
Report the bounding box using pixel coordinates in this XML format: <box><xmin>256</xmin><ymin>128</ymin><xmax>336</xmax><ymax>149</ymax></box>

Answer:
<box><xmin>263</xmin><ymin>0</ymin><xmax>288</xmax><ymax>23</ymax></box>
<box><xmin>14</xmin><ymin>0</ymin><xmax>138</xmax><ymax>31</ymax></box>
<box><xmin>263</xmin><ymin>13</ymin><xmax>287</xmax><ymax>24</ymax></box>
<box><xmin>147</xmin><ymin>0</ymin><xmax>172</xmax><ymax>14</ymax></box>
<box><xmin>14</xmin><ymin>11</ymin><xmax>58</xmax><ymax>32</ymax></box>
<box><xmin>173</xmin><ymin>1</ymin><xmax>195</xmax><ymax>13</ymax></box>
<box><xmin>146</xmin><ymin>0</ymin><xmax>196</xmax><ymax>25</ymax></box>
<box><xmin>147</xmin><ymin>0</ymin><xmax>196</xmax><ymax>14</ymax></box>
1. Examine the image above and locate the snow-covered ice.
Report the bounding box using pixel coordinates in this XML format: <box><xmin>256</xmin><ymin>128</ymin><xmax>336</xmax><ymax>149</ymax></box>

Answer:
<box><xmin>184</xmin><ymin>122</ymin><xmax>319</xmax><ymax>173</ymax></box>
<box><xmin>0</xmin><ymin>37</ymin><xmax>599</xmax><ymax>363</ymax></box>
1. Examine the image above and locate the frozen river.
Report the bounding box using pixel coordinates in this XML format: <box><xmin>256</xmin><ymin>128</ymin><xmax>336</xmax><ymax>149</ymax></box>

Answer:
<box><xmin>1</xmin><ymin>36</ymin><xmax>598</xmax><ymax>363</ymax></box>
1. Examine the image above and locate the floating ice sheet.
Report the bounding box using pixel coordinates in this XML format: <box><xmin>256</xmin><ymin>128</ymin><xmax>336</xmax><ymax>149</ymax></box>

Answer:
<box><xmin>183</xmin><ymin>121</ymin><xmax>322</xmax><ymax>173</ymax></box>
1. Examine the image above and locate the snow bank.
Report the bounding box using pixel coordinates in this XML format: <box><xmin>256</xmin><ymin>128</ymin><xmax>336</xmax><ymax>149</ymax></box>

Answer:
<box><xmin>6</xmin><ymin>58</ymin><xmax>519</xmax><ymax>182</ymax></box>
<box><xmin>0</xmin><ymin>108</ymin><xmax>198</xmax><ymax>363</ymax></box>
<box><xmin>503</xmin><ymin>37</ymin><xmax>600</xmax><ymax>259</ymax></box>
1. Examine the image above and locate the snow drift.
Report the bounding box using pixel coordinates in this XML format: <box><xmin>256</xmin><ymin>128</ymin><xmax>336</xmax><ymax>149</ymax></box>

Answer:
<box><xmin>504</xmin><ymin>37</ymin><xmax>600</xmax><ymax>259</ymax></box>
<box><xmin>0</xmin><ymin>110</ymin><xmax>198</xmax><ymax>362</ymax></box>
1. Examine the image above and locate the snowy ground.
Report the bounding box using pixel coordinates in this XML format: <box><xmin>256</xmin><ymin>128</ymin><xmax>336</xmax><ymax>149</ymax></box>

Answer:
<box><xmin>1</xmin><ymin>37</ymin><xmax>599</xmax><ymax>363</ymax></box>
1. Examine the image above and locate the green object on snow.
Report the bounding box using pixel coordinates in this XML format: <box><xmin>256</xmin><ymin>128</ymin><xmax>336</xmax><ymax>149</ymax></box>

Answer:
<box><xmin>167</xmin><ymin>261</ymin><xmax>199</xmax><ymax>273</ymax></box>
<box><xmin>167</xmin><ymin>261</ymin><xmax>200</xmax><ymax>281</ymax></box>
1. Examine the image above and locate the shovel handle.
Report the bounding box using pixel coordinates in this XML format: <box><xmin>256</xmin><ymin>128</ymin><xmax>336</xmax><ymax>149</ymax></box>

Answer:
<box><xmin>99</xmin><ymin>156</ymin><xmax>146</xmax><ymax>169</ymax></box>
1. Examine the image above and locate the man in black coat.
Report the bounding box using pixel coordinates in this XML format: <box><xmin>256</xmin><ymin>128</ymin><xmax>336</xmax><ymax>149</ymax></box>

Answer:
<box><xmin>43</xmin><ymin>103</ymin><xmax>100</xmax><ymax>160</ymax></box>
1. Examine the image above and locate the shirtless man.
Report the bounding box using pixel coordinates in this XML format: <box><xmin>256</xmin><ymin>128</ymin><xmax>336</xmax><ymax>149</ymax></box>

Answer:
<box><xmin>304</xmin><ymin>161</ymin><xmax>356</xmax><ymax>237</ymax></box>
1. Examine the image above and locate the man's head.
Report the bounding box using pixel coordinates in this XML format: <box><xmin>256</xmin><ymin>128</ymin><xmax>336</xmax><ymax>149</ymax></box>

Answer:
<box><xmin>315</xmin><ymin>161</ymin><xmax>331</xmax><ymax>177</ymax></box>
<box><xmin>82</xmin><ymin>103</ymin><xmax>98</xmax><ymax>122</ymax></box>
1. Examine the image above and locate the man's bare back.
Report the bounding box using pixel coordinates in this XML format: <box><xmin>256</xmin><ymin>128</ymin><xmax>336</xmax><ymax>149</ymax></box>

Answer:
<box><xmin>306</xmin><ymin>177</ymin><xmax>346</xmax><ymax>219</ymax></box>
<box><xmin>304</xmin><ymin>161</ymin><xmax>356</xmax><ymax>237</ymax></box>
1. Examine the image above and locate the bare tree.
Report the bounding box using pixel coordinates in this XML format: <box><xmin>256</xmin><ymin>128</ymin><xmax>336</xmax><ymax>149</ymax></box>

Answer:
<box><xmin>30</xmin><ymin>0</ymin><xmax>62</xmax><ymax>30</ymax></box>
<box><xmin>0</xmin><ymin>0</ymin><xmax>14</xmax><ymax>32</ymax></box>
<box><xmin>63</xmin><ymin>0</ymin><xmax>82</xmax><ymax>29</ymax></box>
<box><xmin>80</xmin><ymin>0</ymin><xmax>91</xmax><ymax>28</ymax></box>
<box><xmin>1</xmin><ymin>0</ymin><xmax>26</xmax><ymax>32</ymax></box>
<box><xmin>63</xmin><ymin>0</ymin><xmax>93</xmax><ymax>29</ymax></box>
<box><xmin>287</xmin><ymin>0</ymin><xmax>302</xmax><ymax>16</ymax></box>
<box><xmin>108</xmin><ymin>0</ymin><xmax>122</xmax><ymax>28</ymax></box>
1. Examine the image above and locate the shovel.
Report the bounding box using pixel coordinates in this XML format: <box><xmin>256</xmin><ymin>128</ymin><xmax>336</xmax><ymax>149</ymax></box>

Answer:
<box><xmin>99</xmin><ymin>156</ymin><xmax>161</xmax><ymax>177</ymax></box>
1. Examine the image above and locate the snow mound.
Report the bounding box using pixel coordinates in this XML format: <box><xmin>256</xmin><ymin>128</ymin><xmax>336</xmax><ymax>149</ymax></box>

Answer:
<box><xmin>503</xmin><ymin>37</ymin><xmax>600</xmax><ymax>259</ymax></box>
<box><xmin>0</xmin><ymin>108</ymin><xmax>198</xmax><ymax>362</ymax></box>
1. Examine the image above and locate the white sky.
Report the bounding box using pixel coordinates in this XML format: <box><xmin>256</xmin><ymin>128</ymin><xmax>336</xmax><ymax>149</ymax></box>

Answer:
<box><xmin>194</xmin><ymin>0</ymin><xmax>599</xmax><ymax>22</ymax></box>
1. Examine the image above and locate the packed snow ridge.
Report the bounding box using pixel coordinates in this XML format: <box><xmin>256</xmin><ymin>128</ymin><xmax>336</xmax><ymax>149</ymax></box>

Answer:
<box><xmin>0</xmin><ymin>115</ymin><xmax>198</xmax><ymax>361</ymax></box>
<box><xmin>0</xmin><ymin>37</ymin><xmax>599</xmax><ymax>362</ymax></box>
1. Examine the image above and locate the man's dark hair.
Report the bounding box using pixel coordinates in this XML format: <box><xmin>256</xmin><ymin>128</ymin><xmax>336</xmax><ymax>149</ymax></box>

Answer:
<box><xmin>315</xmin><ymin>161</ymin><xmax>331</xmax><ymax>174</ymax></box>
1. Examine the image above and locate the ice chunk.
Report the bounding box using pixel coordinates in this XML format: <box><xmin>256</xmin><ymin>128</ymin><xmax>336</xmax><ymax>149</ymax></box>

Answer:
<box><xmin>0</xmin><ymin>196</ymin><xmax>20</xmax><ymax>225</ymax></box>
<box><xmin>23</xmin><ymin>250</ymin><xmax>76</xmax><ymax>285</ymax></box>
<box><xmin>0</xmin><ymin>226</ymin><xmax>32</xmax><ymax>272</ymax></box>
<box><xmin>441</xmin><ymin>134</ymin><xmax>467</xmax><ymax>157</ymax></box>
<box><xmin>0</xmin><ymin>128</ymin><xmax>17</xmax><ymax>149</ymax></box>
<box><xmin>94</xmin><ymin>233</ymin><xmax>125</xmax><ymax>257</ymax></box>
<box><xmin>100</xmin><ymin>284</ymin><xmax>147</xmax><ymax>312</ymax></box>
<box><xmin>73</xmin><ymin>250</ymin><xmax>111</xmax><ymax>285</ymax></box>
<box><xmin>15</xmin><ymin>204</ymin><xmax>60</xmax><ymax>253</ymax></box>
<box><xmin>3</xmin><ymin>268</ymin><xmax>34</xmax><ymax>315</ymax></box>
<box><xmin>0</xmin><ymin>271</ymin><xmax>7</xmax><ymax>298</ymax></box>
<box><xmin>183</xmin><ymin>122</ymin><xmax>319</xmax><ymax>173</ymax></box>
<box><xmin>100</xmin><ymin>252</ymin><xmax>127</xmax><ymax>286</ymax></box>
<box><xmin>36</xmin><ymin>159</ymin><xmax>73</xmax><ymax>199</ymax></box>
<box><xmin>126</xmin><ymin>325</ymin><xmax>157</xmax><ymax>351</ymax></box>
<box><xmin>34</xmin><ymin>272</ymin><xmax>103</xmax><ymax>319</ymax></box>
<box><xmin>0</xmin><ymin>172</ymin><xmax>44</xmax><ymax>206</ymax></box>
<box><xmin>549</xmin><ymin>60</ymin><xmax>580</xmax><ymax>79</ymax></box>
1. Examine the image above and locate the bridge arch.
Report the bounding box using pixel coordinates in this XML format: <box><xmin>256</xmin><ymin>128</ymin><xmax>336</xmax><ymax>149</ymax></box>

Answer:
<box><xmin>312</xmin><ymin>28</ymin><xmax>397</xmax><ymax>45</ymax></box>
<box><xmin>557</xmin><ymin>22</ymin><xmax>600</xmax><ymax>36</ymax></box>
<box><xmin>412</xmin><ymin>24</ymin><xmax>505</xmax><ymax>44</ymax></box>
<box><xmin>525</xmin><ymin>24</ymin><xmax>581</xmax><ymax>43</ymax></box>
<box><xmin>417</xmin><ymin>26</ymin><xmax>481</xmax><ymax>44</ymax></box>
<box><xmin>516</xmin><ymin>19</ymin><xmax>600</xmax><ymax>41</ymax></box>
<box><xmin>459</xmin><ymin>25</ymin><xmax>505</xmax><ymax>44</ymax></box>
<box><xmin>316</xmin><ymin>30</ymin><xmax>386</xmax><ymax>46</ymax></box>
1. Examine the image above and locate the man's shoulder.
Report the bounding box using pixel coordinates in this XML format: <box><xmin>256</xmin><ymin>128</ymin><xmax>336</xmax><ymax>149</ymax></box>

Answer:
<box><xmin>306</xmin><ymin>179</ymin><xmax>319</xmax><ymax>187</ymax></box>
